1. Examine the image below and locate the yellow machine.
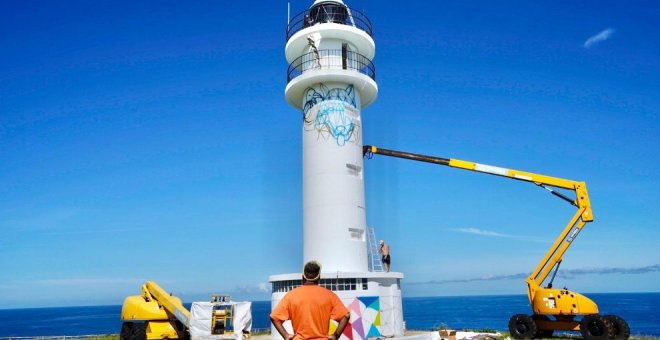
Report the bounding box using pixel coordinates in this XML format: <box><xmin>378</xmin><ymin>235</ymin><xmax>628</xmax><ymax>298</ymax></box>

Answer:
<box><xmin>210</xmin><ymin>294</ymin><xmax>234</xmax><ymax>335</ymax></box>
<box><xmin>120</xmin><ymin>281</ymin><xmax>190</xmax><ymax>340</ymax></box>
<box><xmin>363</xmin><ymin>145</ymin><xmax>630</xmax><ymax>340</ymax></box>
<box><xmin>120</xmin><ymin>282</ymin><xmax>242</xmax><ymax>340</ymax></box>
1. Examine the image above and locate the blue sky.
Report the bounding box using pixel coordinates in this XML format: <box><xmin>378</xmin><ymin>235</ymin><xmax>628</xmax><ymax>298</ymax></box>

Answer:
<box><xmin>1</xmin><ymin>1</ymin><xmax>658</xmax><ymax>308</ymax></box>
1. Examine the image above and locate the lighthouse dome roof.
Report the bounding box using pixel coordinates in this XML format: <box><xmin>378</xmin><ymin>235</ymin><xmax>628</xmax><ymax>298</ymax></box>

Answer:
<box><xmin>311</xmin><ymin>0</ymin><xmax>345</xmax><ymax>7</ymax></box>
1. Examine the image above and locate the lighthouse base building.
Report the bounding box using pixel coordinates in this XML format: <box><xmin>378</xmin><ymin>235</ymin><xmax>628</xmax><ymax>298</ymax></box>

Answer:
<box><xmin>271</xmin><ymin>1</ymin><xmax>404</xmax><ymax>338</ymax></box>
<box><xmin>269</xmin><ymin>272</ymin><xmax>404</xmax><ymax>339</ymax></box>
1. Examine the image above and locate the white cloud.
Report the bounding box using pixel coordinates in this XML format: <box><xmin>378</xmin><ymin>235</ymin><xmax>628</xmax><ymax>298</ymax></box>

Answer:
<box><xmin>584</xmin><ymin>28</ymin><xmax>615</xmax><ymax>48</ymax></box>
<box><xmin>449</xmin><ymin>227</ymin><xmax>515</xmax><ymax>238</ymax></box>
<box><xmin>408</xmin><ymin>264</ymin><xmax>660</xmax><ymax>285</ymax></box>
<box><xmin>235</xmin><ymin>282</ymin><xmax>270</xmax><ymax>293</ymax></box>
<box><xmin>446</xmin><ymin>227</ymin><xmax>547</xmax><ymax>242</ymax></box>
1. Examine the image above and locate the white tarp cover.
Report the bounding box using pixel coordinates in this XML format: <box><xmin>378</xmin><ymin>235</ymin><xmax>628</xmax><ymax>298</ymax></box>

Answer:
<box><xmin>190</xmin><ymin>301</ymin><xmax>252</xmax><ymax>340</ymax></box>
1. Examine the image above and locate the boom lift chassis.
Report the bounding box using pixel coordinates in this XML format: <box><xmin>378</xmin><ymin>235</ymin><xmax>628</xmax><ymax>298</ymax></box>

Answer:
<box><xmin>363</xmin><ymin>145</ymin><xmax>629</xmax><ymax>340</ymax></box>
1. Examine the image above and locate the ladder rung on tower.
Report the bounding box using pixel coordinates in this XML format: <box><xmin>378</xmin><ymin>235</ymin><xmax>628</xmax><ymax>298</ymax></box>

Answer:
<box><xmin>367</xmin><ymin>227</ymin><xmax>384</xmax><ymax>272</ymax></box>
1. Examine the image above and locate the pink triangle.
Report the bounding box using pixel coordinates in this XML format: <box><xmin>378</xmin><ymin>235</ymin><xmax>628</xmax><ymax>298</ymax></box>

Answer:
<box><xmin>350</xmin><ymin>298</ymin><xmax>362</xmax><ymax>315</ymax></box>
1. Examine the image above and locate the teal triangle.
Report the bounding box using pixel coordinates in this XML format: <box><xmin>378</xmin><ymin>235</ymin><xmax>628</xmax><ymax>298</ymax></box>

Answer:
<box><xmin>358</xmin><ymin>296</ymin><xmax>378</xmax><ymax>308</ymax></box>
<box><xmin>367</xmin><ymin>325</ymin><xmax>381</xmax><ymax>338</ymax></box>
<box><xmin>368</xmin><ymin>298</ymin><xmax>379</xmax><ymax>311</ymax></box>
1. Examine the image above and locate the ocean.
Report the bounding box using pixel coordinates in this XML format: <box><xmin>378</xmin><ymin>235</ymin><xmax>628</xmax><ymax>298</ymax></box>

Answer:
<box><xmin>0</xmin><ymin>293</ymin><xmax>658</xmax><ymax>337</ymax></box>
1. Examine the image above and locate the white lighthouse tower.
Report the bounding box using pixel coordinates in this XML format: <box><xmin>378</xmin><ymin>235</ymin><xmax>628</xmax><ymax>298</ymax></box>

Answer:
<box><xmin>270</xmin><ymin>1</ymin><xmax>404</xmax><ymax>339</ymax></box>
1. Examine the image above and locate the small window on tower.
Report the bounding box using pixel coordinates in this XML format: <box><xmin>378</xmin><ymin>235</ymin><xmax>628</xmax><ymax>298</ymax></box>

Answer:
<box><xmin>346</xmin><ymin>163</ymin><xmax>362</xmax><ymax>178</ymax></box>
<box><xmin>348</xmin><ymin>227</ymin><xmax>364</xmax><ymax>241</ymax></box>
<box><xmin>342</xmin><ymin>43</ymin><xmax>348</xmax><ymax>70</ymax></box>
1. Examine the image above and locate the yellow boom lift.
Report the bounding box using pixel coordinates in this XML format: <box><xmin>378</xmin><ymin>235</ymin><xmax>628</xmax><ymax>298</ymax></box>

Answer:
<box><xmin>120</xmin><ymin>281</ymin><xmax>190</xmax><ymax>340</ymax></box>
<box><xmin>363</xmin><ymin>145</ymin><xmax>630</xmax><ymax>340</ymax></box>
<box><xmin>120</xmin><ymin>281</ymin><xmax>239</xmax><ymax>340</ymax></box>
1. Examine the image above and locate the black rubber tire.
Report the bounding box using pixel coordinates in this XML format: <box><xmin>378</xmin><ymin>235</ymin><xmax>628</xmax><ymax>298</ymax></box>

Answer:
<box><xmin>130</xmin><ymin>322</ymin><xmax>147</xmax><ymax>340</ymax></box>
<box><xmin>532</xmin><ymin>315</ymin><xmax>554</xmax><ymax>338</ymax></box>
<box><xmin>176</xmin><ymin>320</ymin><xmax>191</xmax><ymax>340</ymax></box>
<box><xmin>536</xmin><ymin>329</ymin><xmax>554</xmax><ymax>339</ymax></box>
<box><xmin>120</xmin><ymin>322</ymin><xmax>132</xmax><ymax>340</ymax></box>
<box><xmin>604</xmin><ymin>315</ymin><xmax>630</xmax><ymax>340</ymax></box>
<box><xmin>509</xmin><ymin>314</ymin><xmax>538</xmax><ymax>339</ymax></box>
<box><xmin>580</xmin><ymin>314</ymin><xmax>614</xmax><ymax>340</ymax></box>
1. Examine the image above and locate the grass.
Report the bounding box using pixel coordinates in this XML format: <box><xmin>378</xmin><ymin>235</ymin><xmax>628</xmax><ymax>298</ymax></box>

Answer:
<box><xmin>493</xmin><ymin>331</ymin><xmax>659</xmax><ymax>340</ymax></box>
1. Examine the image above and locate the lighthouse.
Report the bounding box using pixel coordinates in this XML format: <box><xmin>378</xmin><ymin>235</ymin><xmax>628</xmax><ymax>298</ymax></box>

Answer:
<box><xmin>270</xmin><ymin>1</ymin><xmax>404</xmax><ymax>339</ymax></box>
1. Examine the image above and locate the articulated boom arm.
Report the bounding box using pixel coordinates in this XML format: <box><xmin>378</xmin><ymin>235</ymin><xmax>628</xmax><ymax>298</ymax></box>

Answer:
<box><xmin>363</xmin><ymin>145</ymin><xmax>593</xmax><ymax>302</ymax></box>
<box><xmin>143</xmin><ymin>281</ymin><xmax>190</xmax><ymax>326</ymax></box>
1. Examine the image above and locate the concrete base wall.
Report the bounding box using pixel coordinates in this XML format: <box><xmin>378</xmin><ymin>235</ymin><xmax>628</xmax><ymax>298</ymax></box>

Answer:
<box><xmin>269</xmin><ymin>272</ymin><xmax>404</xmax><ymax>339</ymax></box>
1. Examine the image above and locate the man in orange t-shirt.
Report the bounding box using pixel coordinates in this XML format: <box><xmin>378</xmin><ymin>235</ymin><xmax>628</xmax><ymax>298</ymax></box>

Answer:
<box><xmin>270</xmin><ymin>261</ymin><xmax>350</xmax><ymax>340</ymax></box>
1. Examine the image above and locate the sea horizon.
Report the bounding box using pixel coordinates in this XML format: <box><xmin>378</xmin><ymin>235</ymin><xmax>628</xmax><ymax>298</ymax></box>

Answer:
<box><xmin>2</xmin><ymin>290</ymin><xmax>658</xmax><ymax>311</ymax></box>
<box><xmin>1</xmin><ymin>292</ymin><xmax>658</xmax><ymax>337</ymax></box>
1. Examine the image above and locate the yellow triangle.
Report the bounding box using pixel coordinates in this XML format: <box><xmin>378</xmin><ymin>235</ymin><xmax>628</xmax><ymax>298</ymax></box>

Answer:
<box><xmin>374</xmin><ymin>312</ymin><xmax>381</xmax><ymax>326</ymax></box>
<box><xmin>328</xmin><ymin>319</ymin><xmax>338</xmax><ymax>335</ymax></box>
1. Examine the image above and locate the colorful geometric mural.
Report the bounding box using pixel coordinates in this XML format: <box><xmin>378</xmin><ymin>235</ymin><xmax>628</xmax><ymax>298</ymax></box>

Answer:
<box><xmin>330</xmin><ymin>296</ymin><xmax>380</xmax><ymax>340</ymax></box>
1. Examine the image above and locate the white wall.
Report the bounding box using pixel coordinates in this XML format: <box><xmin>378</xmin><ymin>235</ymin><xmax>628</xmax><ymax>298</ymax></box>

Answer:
<box><xmin>302</xmin><ymin>81</ymin><xmax>367</xmax><ymax>272</ymax></box>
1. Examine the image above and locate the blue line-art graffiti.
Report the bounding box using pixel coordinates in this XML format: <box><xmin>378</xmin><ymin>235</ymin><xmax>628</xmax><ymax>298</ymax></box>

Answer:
<box><xmin>314</xmin><ymin>101</ymin><xmax>356</xmax><ymax>146</ymax></box>
<box><xmin>303</xmin><ymin>84</ymin><xmax>357</xmax><ymax>117</ymax></box>
<box><xmin>303</xmin><ymin>84</ymin><xmax>360</xmax><ymax>146</ymax></box>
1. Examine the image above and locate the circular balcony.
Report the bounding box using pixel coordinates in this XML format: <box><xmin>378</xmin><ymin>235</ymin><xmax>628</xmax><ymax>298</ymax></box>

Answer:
<box><xmin>287</xmin><ymin>49</ymin><xmax>375</xmax><ymax>83</ymax></box>
<box><xmin>286</xmin><ymin>3</ymin><xmax>372</xmax><ymax>42</ymax></box>
<box><xmin>285</xmin><ymin>49</ymin><xmax>378</xmax><ymax>110</ymax></box>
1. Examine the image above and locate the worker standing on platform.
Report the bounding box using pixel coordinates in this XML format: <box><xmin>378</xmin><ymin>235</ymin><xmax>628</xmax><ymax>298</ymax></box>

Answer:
<box><xmin>379</xmin><ymin>240</ymin><xmax>390</xmax><ymax>272</ymax></box>
<box><xmin>270</xmin><ymin>261</ymin><xmax>350</xmax><ymax>340</ymax></box>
